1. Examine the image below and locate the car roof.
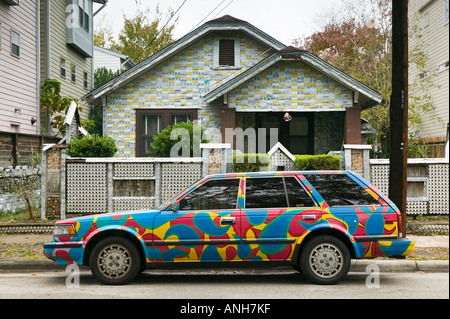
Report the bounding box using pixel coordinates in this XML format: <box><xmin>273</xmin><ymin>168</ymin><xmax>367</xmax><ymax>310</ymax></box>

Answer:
<box><xmin>205</xmin><ymin>170</ymin><xmax>351</xmax><ymax>180</ymax></box>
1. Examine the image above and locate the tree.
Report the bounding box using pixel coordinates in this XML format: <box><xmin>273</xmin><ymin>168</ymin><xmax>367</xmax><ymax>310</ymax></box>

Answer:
<box><xmin>1</xmin><ymin>159</ymin><xmax>40</xmax><ymax>220</ymax></box>
<box><xmin>292</xmin><ymin>0</ymin><xmax>438</xmax><ymax>158</ymax></box>
<box><xmin>293</xmin><ymin>0</ymin><xmax>392</xmax><ymax>157</ymax></box>
<box><xmin>109</xmin><ymin>7</ymin><xmax>178</xmax><ymax>63</ymax></box>
<box><xmin>40</xmin><ymin>79</ymin><xmax>94</xmax><ymax>137</ymax></box>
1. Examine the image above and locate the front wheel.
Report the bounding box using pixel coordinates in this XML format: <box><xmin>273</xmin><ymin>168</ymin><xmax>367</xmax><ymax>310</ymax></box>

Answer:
<box><xmin>299</xmin><ymin>235</ymin><xmax>350</xmax><ymax>285</ymax></box>
<box><xmin>89</xmin><ymin>236</ymin><xmax>141</xmax><ymax>285</ymax></box>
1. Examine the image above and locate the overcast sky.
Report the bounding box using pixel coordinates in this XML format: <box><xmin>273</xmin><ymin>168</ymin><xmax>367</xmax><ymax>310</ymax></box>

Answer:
<box><xmin>94</xmin><ymin>0</ymin><xmax>339</xmax><ymax>46</ymax></box>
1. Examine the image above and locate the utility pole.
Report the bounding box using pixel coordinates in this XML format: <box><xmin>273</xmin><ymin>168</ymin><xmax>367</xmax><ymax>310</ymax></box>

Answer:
<box><xmin>389</xmin><ymin>0</ymin><xmax>408</xmax><ymax>238</ymax></box>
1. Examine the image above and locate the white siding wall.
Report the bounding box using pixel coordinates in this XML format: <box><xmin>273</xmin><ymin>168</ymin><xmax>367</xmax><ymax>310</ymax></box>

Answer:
<box><xmin>409</xmin><ymin>0</ymin><xmax>449</xmax><ymax>140</ymax></box>
<box><xmin>94</xmin><ymin>48</ymin><xmax>122</xmax><ymax>73</ymax></box>
<box><xmin>0</xmin><ymin>1</ymin><xmax>39</xmax><ymax>135</ymax></box>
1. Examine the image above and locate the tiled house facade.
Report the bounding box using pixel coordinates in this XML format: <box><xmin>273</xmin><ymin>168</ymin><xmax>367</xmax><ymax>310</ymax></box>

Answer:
<box><xmin>83</xmin><ymin>16</ymin><xmax>381</xmax><ymax>157</ymax></box>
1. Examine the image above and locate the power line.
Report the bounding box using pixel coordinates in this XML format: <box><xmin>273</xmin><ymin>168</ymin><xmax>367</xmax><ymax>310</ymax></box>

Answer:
<box><xmin>212</xmin><ymin>0</ymin><xmax>235</xmax><ymax>19</ymax></box>
<box><xmin>188</xmin><ymin>0</ymin><xmax>228</xmax><ymax>32</ymax></box>
<box><xmin>133</xmin><ymin>0</ymin><xmax>187</xmax><ymax>62</ymax></box>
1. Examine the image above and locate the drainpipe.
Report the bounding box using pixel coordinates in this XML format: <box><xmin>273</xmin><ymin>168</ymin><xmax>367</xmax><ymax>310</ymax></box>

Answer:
<box><xmin>45</xmin><ymin>0</ymin><xmax>51</xmax><ymax>134</ymax></box>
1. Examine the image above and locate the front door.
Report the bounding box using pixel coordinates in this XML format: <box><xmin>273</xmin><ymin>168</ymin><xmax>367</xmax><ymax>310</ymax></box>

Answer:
<box><xmin>256</xmin><ymin>113</ymin><xmax>314</xmax><ymax>154</ymax></box>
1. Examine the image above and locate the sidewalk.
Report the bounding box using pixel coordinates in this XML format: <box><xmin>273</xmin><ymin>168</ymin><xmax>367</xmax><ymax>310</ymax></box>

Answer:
<box><xmin>0</xmin><ymin>234</ymin><xmax>448</xmax><ymax>273</ymax></box>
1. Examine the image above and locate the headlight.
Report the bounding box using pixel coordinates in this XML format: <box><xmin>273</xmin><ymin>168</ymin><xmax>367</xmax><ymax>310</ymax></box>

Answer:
<box><xmin>54</xmin><ymin>224</ymin><xmax>76</xmax><ymax>237</ymax></box>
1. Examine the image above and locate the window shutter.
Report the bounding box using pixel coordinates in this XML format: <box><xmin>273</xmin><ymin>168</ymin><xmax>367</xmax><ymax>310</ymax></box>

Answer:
<box><xmin>219</xmin><ymin>39</ymin><xmax>235</xmax><ymax>66</ymax></box>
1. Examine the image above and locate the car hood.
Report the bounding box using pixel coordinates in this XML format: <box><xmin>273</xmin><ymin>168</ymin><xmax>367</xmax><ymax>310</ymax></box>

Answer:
<box><xmin>56</xmin><ymin>209</ymin><xmax>162</xmax><ymax>240</ymax></box>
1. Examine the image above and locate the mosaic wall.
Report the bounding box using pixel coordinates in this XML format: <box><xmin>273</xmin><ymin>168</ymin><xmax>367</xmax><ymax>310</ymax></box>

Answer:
<box><xmin>104</xmin><ymin>33</ymin><xmax>272</xmax><ymax>157</ymax></box>
<box><xmin>227</xmin><ymin>60</ymin><xmax>353</xmax><ymax>112</ymax></box>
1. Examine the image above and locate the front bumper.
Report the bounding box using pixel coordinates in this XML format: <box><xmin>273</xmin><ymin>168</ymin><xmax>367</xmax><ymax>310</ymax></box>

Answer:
<box><xmin>43</xmin><ymin>241</ymin><xmax>84</xmax><ymax>265</ymax></box>
<box><xmin>354</xmin><ymin>237</ymin><xmax>416</xmax><ymax>258</ymax></box>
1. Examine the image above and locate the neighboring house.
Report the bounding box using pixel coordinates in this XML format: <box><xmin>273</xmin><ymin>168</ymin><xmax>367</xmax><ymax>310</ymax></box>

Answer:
<box><xmin>94</xmin><ymin>45</ymin><xmax>135</xmax><ymax>73</ymax></box>
<box><xmin>82</xmin><ymin>15</ymin><xmax>382</xmax><ymax>158</ymax></box>
<box><xmin>39</xmin><ymin>0</ymin><xmax>108</xmax><ymax>134</ymax></box>
<box><xmin>409</xmin><ymin>0</ymin><xmax>449</xmax><ymax>157</ymax></box>
<box><xmin>0</xmin><ymin>0</ymin><xmax>40</xmax><ymax>135</ymax></box>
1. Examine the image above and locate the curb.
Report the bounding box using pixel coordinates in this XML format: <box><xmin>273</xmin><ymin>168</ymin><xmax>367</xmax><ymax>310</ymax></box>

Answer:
<box><xmin>350</xmin><ymin>260</ymin><xmax>449</xmax><ymax>273</ymax></box>
<box><xmin>0</xmin><ymin>258</ymin><xmax>448</xmax><ymax>273</ymax></box>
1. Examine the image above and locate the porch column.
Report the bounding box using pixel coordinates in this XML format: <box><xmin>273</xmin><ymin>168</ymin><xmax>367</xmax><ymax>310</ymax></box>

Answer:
<box><xmin>344</xmin><ymin>106</ymin><xmax>362</xmax><ymax>144</ymax></box>
<box><xmin>221</xmin><ymin>106</ymin><xmax>235</xmax><ymax>144</ymax></box>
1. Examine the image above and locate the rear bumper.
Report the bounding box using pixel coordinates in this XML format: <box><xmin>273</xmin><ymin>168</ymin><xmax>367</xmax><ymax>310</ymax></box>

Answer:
<box><xmin>354</xmin><ymin>237</ymin><xmax>415</xmax><ymax>258</ymax></box>
<box><xmin>43</xmin><ymin>241</ymin><xmax>84</xmax><ymax>265</ymax></box>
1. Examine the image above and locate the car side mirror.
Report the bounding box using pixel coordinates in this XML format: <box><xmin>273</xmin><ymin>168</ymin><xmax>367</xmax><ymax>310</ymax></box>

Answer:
<box><xmin>168</xmin><ymin>200</ymin><xmax>180</xmax><ymax>212</ymax></box>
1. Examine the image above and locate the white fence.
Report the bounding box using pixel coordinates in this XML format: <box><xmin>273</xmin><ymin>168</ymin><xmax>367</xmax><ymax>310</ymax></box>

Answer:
<box><xmin>370</xmin><ymin>158</ymin><xmax>449</xmax><ymax>215</ymax></box>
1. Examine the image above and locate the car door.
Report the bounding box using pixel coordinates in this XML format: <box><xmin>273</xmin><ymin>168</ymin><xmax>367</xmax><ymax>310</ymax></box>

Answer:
<box><xmin>152</xmin><ymin>178</ymin><xmax>242</xmax><ymax>262</ymax></box>
<box><xmin>240</xmin><ymin>175</ymin><xmax>322</xmax><ymax>262</ymax></box>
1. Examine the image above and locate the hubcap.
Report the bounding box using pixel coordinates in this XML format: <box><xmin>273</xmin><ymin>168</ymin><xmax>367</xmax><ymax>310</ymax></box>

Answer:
<box><xmin>97</xmin><ymin>244</ymin><xmax>132</xmax><ymax>279</ymax></box>
<box><xmin>309</xmin><ymin>243</ymin><xmax>343</xmax><ymax>279</ymax></box>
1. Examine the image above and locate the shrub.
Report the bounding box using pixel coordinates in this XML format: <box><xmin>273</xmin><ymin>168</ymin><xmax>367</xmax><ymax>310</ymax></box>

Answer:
<box><xmin>293</xmin><ymin>154</ymin><xmax>340</xmax><ymax>170</ymax></box>
<box><xmin>150</xmin><ymin>121</ymin><xmax>208</xmax><ymax>157</ymax></box>
<box><xmin>232</xmin><ymin>154</ymin><xmax>269</xmax><ymax>172</ymax></box>
<box><xmin>67</xmin><ymin>134</ymin><xmax>118</xmax><ymax>157</ymax></box>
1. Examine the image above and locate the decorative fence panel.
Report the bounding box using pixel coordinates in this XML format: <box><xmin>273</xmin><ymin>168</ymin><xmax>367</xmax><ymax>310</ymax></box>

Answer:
<box><xmin>41</xmin><ymin>145</ymin><xmax>204</xmax><ymax>219</ymax></box>
<box><xmin>370</xmin><ymin>159</ymin><xmax>449</xmax><ymax>215</ymax></box>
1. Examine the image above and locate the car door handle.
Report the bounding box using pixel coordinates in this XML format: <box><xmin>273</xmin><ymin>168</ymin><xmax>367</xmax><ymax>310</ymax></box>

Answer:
<box><xmin>302</xmin><ymin>215</ymin><xmax>316</xmax><ymax>220</ymax></box>
<box><xmin>221</xmin><ymin>217</ymin><xmax>236</xmax><ymax>225</ymax></box>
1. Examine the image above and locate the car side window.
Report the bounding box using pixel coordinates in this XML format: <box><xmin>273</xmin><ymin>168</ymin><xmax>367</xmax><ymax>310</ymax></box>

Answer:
<box><xmin>304</xmin><ymin>174</ymin><xmax>380</xmax><ymax>206</ymax></box>
<box><xmin>245</xmin><ymin>177</ymin><xmax>287</xmax><ymax>209</ymax></box>
<box><xmin>179</xmin><ymin>179</ymin><xmax>240</xmax><ymax>211</ymax></box>
<box><xmin>284</xmin><ymin>177</ymin><xmax>316</xmax><ymax>207</ymax></box>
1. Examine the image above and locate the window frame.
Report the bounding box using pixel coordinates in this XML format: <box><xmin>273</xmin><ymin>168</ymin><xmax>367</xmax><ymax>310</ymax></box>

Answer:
<box><xmin>10</xmin><ymin>29</ymin><xmax>20</xmax><ymax>57</ymax></box>
<box><xmin>303</xmin><ymin>173</ymin><xmax>381</xmax><ymax>207</ymax></box>
<box><xmin>178</xmin><ymin>178</ymin><xmax>241</xmax><ymax>211</ymax></box>
<box><xmin>135</xmin><ymin>109</ymin><xmax>198</xmax><ymax>157</ymax></box>
<box><xmin>243</xmin><ymin>176</ymin><xmax>317</xmax><ymax>209</ymax></box>
<box><xmin>71</xmin><ymin>64</ymin><xmax>76</xmax><ymax>83</ymax></box>
<box><xmin>83</xmin><ymin>71</ymin><xmax>89</xmax><ymax>89</ymax></box>
<box><xmin>60</xmin><ymin>58</ymin><xmax>67</xmax><ymax>78</ymax></box>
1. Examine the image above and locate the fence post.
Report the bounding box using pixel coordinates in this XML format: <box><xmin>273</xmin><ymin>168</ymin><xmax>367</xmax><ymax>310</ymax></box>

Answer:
<box><xmin>107</xmin><ymin>163</ymin><xmax>113</xmax><ymax>213</ymax></box>
<box><xmin>154</xmin><ymin>162</ymin><xmax>161</xmax><ymax>208</ymax></box>
<box><xmin>40</xmin><ymin>148</ymin><xmax>47</xmax><ymax>221</ymax></box>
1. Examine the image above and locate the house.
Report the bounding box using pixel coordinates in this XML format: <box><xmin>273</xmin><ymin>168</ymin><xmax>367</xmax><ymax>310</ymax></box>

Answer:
<box><xmin>39</xmin><ymin>0</ymin><xmax>108</xmax><ymax>134</ymax></box>
<box><xmin>409</xmin><ymin>0</ymin><xmax>449</xmax><ymax>157</ymax></box>
<box><xmin>82</xmin><ymin>15</ymin><xmax>382</xmax><ymax>158</ymax></box>
<box><xmin>0</xmin><ymin>0</ymin><xmax>40</xmax><ymax>135</ymax></box>
<box><xmin>94</xmin><ymin>45</ymin><xmax>135</xmax><ymax>74</ymax></box>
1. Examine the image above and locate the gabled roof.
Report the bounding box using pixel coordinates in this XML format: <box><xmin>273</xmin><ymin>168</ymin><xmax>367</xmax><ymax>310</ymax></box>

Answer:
<box><xmin>83</xmin><ymin>15</ymin><xmax>285</xmax><ymax>103</ymax></box>
<box><xmin>204</xmin><ymin>46</ymin><xmax>382</xmax><ymax>109</ymax></box>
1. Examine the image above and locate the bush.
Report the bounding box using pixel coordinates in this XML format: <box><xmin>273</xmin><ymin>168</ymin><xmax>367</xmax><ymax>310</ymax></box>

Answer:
<box><xmin>150</xmin><ymin>121</ymin><xmax>208</xmax><ymax>157</ymax></box>
<box><xmin>67</xmin><ymin>134</ymin><xmax>118</xmax><ymax>157</ymax></box>
<box><xmin>294</xmin><ymin>154</ymin><xmax>340</xmax><ymax>170</ymax></box>
<box><xmin>232</xmin><ymin>154</ymin><xmax>269</xmax><ymax>172</ymax></box>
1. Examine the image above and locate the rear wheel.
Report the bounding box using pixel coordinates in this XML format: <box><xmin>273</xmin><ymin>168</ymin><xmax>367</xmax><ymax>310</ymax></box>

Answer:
<box><xmin>89</xmin><ymin>236</ymin><xmax>141</xmax><ymax>285</ymax></box>
<box><xmin>299</xmin><ymin>235</ymin><xmax>350</xmax><ymax>285</ymax></box>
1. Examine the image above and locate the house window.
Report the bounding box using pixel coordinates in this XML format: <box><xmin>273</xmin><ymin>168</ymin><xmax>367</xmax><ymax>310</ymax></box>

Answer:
<box><xmin>84</xmin><ymin>72</ymin><xmax>88</xmax><ymax>89</ymax></box>
<box><xmin>60</xmin><ymin>58</ymin><xmax>66</xmax><ymax>78</ymax></box>
<box><xmin>11</xmin><ymin>30</ymin><xmax>20</xmax><ymax>57</ymax></box>
<box><xmin>423</xmin><ymin>12</ymin><xmax>430</xmax><ymax>27</ymax></box>
<box><xmin>71</xmin><ymin>65</ymin><xmax>76</xmax><ymax>82</ymax></box>
<box><xmin>136</xmin><ymin>109</ymin><xmax>197</xmax><ymax>157</ymax></box>
<box><xmin>219</xmin><ymin>39</ymin><xmax>235</xmax><ymax>66</ymax></box>
<box><xmin>78</xmin><ymin>0</ymin><xmax>89</xmax><ymax>31</ymax></box>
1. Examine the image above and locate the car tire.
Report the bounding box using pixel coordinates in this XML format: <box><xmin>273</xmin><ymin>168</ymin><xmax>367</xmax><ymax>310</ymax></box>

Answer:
<box><xmin>89</xmin><ymin>236</ymin><xmax>141</xmax><ymax>285</ymax></box>
<box><xmin>299</xmin><ymin>235</ymin><xmax>350</xmax><ymax>285</ymax></box>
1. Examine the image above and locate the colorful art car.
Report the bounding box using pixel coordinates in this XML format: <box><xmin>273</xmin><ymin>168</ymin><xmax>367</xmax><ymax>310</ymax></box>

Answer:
<box><xmin>44</xmin><ymin>171</ymin><xmax>415</xmax><ymax>285</ymax></box>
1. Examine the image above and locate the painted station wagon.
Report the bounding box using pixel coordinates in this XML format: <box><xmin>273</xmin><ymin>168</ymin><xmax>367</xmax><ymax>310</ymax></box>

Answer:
<box><xmin>44</xmin><ymin>171</ymin><xmax>415</xmax><ymax>285</ymax></box>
